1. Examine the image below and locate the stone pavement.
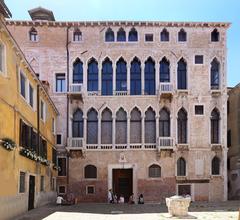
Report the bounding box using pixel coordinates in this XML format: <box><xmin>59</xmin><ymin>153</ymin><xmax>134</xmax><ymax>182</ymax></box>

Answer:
<box><xmin>14</xmin><ymin>201</ymin><xmax>240</xmax><ymax>220</ymax></box>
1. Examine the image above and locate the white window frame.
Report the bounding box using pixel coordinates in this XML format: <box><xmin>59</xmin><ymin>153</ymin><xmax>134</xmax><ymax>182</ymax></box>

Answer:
<box><xmin>40</xmin><ymin>99</ymin><xmax>46</xmax><ymax>122</ymax></box>
<box><xmin>194</xmin><ymin>55</ymin><xmax>204</xmax><ymax>65</ymax></box>
<box><xmin>73</xmin><ymin>30</ymin><xmax>83</xmax><ymax>42</ymax></box>
<box><xmin>86</xmin><ymin>185</ymin><xmax>95</xmax><ymax>195</ymax></box>
<box><xmin>54</xmin><ymin>73</ymin><xmax>66</xmax><ymax>93</ymax></box>
<box><xmin>0</xmin><ymin>40</ymin><xmax>6</xmax><ymax>76</ymax></box>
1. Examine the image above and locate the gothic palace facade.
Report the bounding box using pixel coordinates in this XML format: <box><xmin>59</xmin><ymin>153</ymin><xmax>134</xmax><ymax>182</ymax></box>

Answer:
<box><xmin>6</xmin><ymin>8</ymin><xmax>230</xmax><ymax>202</ymax></box>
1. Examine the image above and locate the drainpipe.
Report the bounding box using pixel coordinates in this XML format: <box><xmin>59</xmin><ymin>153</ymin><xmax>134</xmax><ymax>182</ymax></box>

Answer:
<box><xmin>37</xmin><ymin>85</ymin><xmax>40</xmax><ymax>156</ymax></box>
<box><xmin>66</xmin><ymin>26</ymin><xmax>70</xmax><ymax>191</ymax></box>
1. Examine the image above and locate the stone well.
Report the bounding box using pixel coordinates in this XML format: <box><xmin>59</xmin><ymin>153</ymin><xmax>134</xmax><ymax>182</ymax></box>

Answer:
<box><xmin>166</xmin><ymin>195</ymin><xmax>191</xmax><ymax>217</ymax></box>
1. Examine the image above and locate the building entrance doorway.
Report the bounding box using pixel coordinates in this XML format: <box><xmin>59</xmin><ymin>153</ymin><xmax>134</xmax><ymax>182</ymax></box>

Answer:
<box><xmin>112</xmin><ymin>169</ymin><xmax>133</xmax><ymax>203</ymax></box>
<box><xmin>28</xmin><ymin>175</ymin><xmax>35</xmax><ymax>210</ymax></box>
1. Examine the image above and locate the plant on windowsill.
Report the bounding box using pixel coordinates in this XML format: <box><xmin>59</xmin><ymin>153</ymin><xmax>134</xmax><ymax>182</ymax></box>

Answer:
<box><xmin>19</xmin><ymin>147</ymin><xmax>38</xmax><ymax>161</ymax></box>
<box><xmin>0</xmin><ymin>138</ymin><xmax>16</xmax><ymax>151</ymax></box>
<box><xmin>53</xmin><ymin>164</ymin><xmax>61</xmax><ymax>171</ymax></box>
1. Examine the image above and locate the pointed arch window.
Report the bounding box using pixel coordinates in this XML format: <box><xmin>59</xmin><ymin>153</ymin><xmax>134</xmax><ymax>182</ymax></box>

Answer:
<box><xmin>105</xmin><ymin>28</ymin><xmax>114</xmax><ymax>42</ymax></box>
<box><xmin>178</xmin><ymin>29</ymin><xmax>187</xmax><ymax>42</ymax></box>
<box><xmin>160</xmin><ymin>28</ymin><xmax>169</xmax><ymax>42</ymax></box>
<box><xmin>211</xmin><ymin>58</ymin><xmax>220</xmax><ymax>90</ymax></box>
<box><xmin>177</xmin><ymin>108</ymin><xmax>187</xmax><ymax>143</ymax></box>
<box><xmin>128</xmin><ymin>28</ymin><xmax>138</xmax><ymax>42</ymax></box>
<box><xmin>144</xmin><ymin>57</ymin><xmax>155</xmax><ymax>95</ymax></box>
<box><xmin>102</xmin><ymin>58</ymin><xmax>113</xmax><ymax>95</ymax></box>
<box><xmin>145</xmin><ymin>108</ymin><xmax>156</xmax><ymax>143</ymax></box>
<box><xmin>177</xmin><ymin>157</ymin><xmax>186</xmax><ymax>176</ymax></box>
<box><xmin>177</xmin><ymin>58</ymin><xmax>187</xmax><ymax>90</ymax></box>
<box><xmin>211</xmin><ymin>29</ymin><xmax>219</xmax><ymax>42</ymax></box>
<box><xmin>73</xmin><ymin>58</ymin><xmax>83</xmax><ymax>84</ymax></box>
<box><xmin>130</xmin><ymin>58</ymin><xmax>141</xmax><ymax>95</ymax></box>
<box><xmin>87</xmin><ymin>109</ymin><xmax>98</xmax><ymax>144</ymax></box>
<box><xmin>149</xmin><ymin>164</ymin><xmax>161</xmax><ymax>178</ymax></box>
<box><xmin>87</xmin><ymin>58</ymin><xmax>98</xmax><ymax>92</ymax></box>
<box><xmin>159</xmin><ymin>108</ymin><xmax>170</xmax><ymax>137</ymax></box>
<box><xmin>101</xmin><ymin>108</ymin><xmax>112</xmax><ymax>144</ymax></box>
<box><xmin>116</xmin><ymin>58</ymin><xmax>127</xmax><ymax>91</ymax></box>
<box><xmin>72</xmin><ymin>109</ymin><xmax>83</xmax><ymax>137</ymax></box>
<box><xmin>117</xmin><ymin>28</ymin><xmax>126</xmax><ymax>42</ymax></box>
<box><xmin>116</xmin><ymin>108</ymin><xmax>127</xmax><ymax>144</ymax></box>
<box><xmin>130</xmin><ymin>108</ymin><xmax>141</xmax><ymax>143</ymax></box>
<box><xmin>211</xmin><ymin>108</ymin><xmax>220</xmax><ymax>144</ymax></box>
<box><xmin>29</xmin><ymin>27</ymin><xmax>38</xmax><ymax>42</ymax></box>
<box><xmin>73</xmin><ymin>28</ymin><xmax>82</xmax><ymax>42</ymax></box>
<box><xmin>212</xmin><ymin>156</ymin><xmax>220</xmax><ymax>175</ymax></box>
<box><xmin>160</xmin><ymin>57</ymin><xmax>170</xmax><ymax>82</ymax></box>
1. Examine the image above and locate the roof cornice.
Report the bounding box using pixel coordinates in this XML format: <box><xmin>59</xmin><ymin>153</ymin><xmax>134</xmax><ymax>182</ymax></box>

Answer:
<box><xmin>5</xmin><ymin>20</ymin><xmax>231</xmax><ymax>28</ymax></box>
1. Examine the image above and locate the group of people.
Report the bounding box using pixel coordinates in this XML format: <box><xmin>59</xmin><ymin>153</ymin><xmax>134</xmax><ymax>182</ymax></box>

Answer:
<box><xmin>108</xmin><ymin>189</ymin><xmax>144</xmax><ymax>204</ymax></box>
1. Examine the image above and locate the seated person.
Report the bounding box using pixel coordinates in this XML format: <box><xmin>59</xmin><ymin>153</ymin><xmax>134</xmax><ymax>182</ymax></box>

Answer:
<box><xmin>119</xmin><ymin>195</ymin><xmax>125</xmax><ymax>203</ymax></box>
<box><xmin>138</xmin><ymin>194</ymin><xmax>144</xmax><ymax>204</ymax></box>
<box><xmin>128</xmin><ymin>193</ymin><xmax>135</xmax><ymax>204</ymax></box>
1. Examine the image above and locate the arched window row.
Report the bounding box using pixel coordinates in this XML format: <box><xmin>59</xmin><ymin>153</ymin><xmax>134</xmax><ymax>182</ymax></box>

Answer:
<box><xmin>72</xmin><ymin>57</ymin><xmax>221</xmax><ymax>94</ymax></box>
<box><xmin>104</xmin><ymin>28</ymin><xmax>220</xmax><ymax>43</ymax></box>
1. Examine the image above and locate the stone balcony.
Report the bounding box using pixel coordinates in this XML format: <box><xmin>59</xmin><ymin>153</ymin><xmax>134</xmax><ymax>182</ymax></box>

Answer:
<box><xmin>157</xmin><ymin>137</ymin><xmax>175</xmax><ymax>151</ymax></box>
<box><xmin>68</xmin><ymin>83</ymin><xmax>84</xmax><ymax>100</ymax></box>
<box><xmin>67</xmin><ymin>137</ymin><xmax>84</xmax><ymax>150</ymax></box>
<box><xmin>159</xmin><ymin>82</ymin><xmax>173</xmax><ymax>99</ymax></box>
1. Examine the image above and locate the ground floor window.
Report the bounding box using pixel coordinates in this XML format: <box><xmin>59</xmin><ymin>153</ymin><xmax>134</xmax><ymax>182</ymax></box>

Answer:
<box><xmin>19</xmin><ymin>171</ymin><xmax>26</xmax><ymax>193</ymax></box>
<box><xmin>58</xmin><ymin>185</ymin><xmax>66</xmax><ymax>194</ymax></box>
<box><xmin>178</xmin><ymin>184</ymin><xmax>191</xmax><ymax>197</ymax></box>
<box><xmin>58</xmin><ymin>157</ymin><xmax>67</xmax><ymax>176</ymax></box>
<box><xmin>86</xmin><ymin>185</ymin><xmax>95</xmax><ymax>194</ymax></box>
<box><xmin>40</xmin><ymin>176</ymin><xmax>44</xmax><ymax>191</ymax></box>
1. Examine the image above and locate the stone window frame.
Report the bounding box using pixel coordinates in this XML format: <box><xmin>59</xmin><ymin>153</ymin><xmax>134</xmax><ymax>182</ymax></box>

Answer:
<box><xmin>209</xmin><ymin>58</ymin><xmax>221</xmax><ymax>91</ymax></box>
<box><xmin>58</xmin><ymin>185</ymin><xmax>66</xmax><ymax>194</ymax></box>
<box><xmin>54</xmin><ymin>72</ymin><xmax>66</xmax><ymax>94</ymax></box>
<box><xmin>176</xmin><ymin>157</ymin><xmax>188</xmax><ymax>177</ymax></box>
<box><xmin>0</xmin><ymin>40</ymin><xmax>6</xmax><ymax>76</ymax></box>
<box><xmin>84</xmin><ymin>164</ymin><xmax>98</xmax><ymax>180</ymax></box>
<box><xmin>177</xmin><ymin>28</ymin><xmax>187</xmax><ymax>43</ymax></box>
<box><xmin>194</xmin><ymin>55</ymin><xmax>204</xmax><ymax>65</ymax></box>
<box><xmin>86</xmin><ymin>185</ymin><xmax>95</xmax><ymax>195</ymax></box>
<box><xmin>193</xmin><ymin>103</ymin><xmax>205</xmax><ymax>116</ymax></box>
<box><xmin>57</xmin><ymin>156</ymin><xmax>67</xmax><ymax>177</ymax></box>
<box><xmin>28</xmin><ymin>27</ymin><xmax>39</xmax><ymax>42</ymax></box>
<box><xmin>210</xmin><ymin>29</ymin><xmax>220</xmax><ymax>43</ymax></box>
<box><xmin>176</xmin><ymin>184</ymin><xmax>193</xmax><ymax>200</ymax></box>
<box><xmin>40</xmin><ymin>99</ymin><xmax>46</xmax><ymax>122</ymax></box>
<box><xmin>211</xmin><ymin>156</ymin><xmax>221</xmax><ymax>176</ymax></box>
<box><xmin>72</xmin><ymin>28</ymin><xmax>83</xmax><ymax>43</ymax></box>
<box><xmin>18</xmin><ymin>170</ymin><xmax>26</xmax><ymax>194</ymax></box>
<box><xmin>40</xmin><ymin>175</ymin><xmax>45</xmax><ymax>192</ymax></box>
<box><xmin>148</xmin><ymin>163</ymin><xmax>162</xmax><ymax>178</ymax></box>
<box><xmin>144</xmin><ymin>33</ymin><xmax>154</xmax><ymax>43</ymax></box>
<box><xmin>56</xmin><ymin>133</ymin><xmax>63</xmax><ymax>146</ymax></box>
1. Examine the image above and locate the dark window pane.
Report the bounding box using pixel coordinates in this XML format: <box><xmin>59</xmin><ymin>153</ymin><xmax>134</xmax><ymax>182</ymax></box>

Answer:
<box><xmin>56</xmin><ymin>134</ymin><xmax>62</xmax><ymax>145</ymax></box>
<box><xmin>211</xmin><ymin>29</ymin><xmax>219</xmax><ymax>42</ymax></box>
<box><xmin>56</xmin><ymin>73</ymin><xmax>66</xmax><ymax>92</ymax></box>
<box><xmin>29</xmin><ymin>84</ymin><xmax>34</xmax><ymax>107</ymax></box>
<box><xmin>73</xmin><ymin>59</ymin><xmax>83</xmax><ymax>84</ymax></box>
<box><xmin>102</xmin><ymin>58</ymin><xmax>113</xmax><ymax>95</ymax></box>
<box><xmin>212</xmin><ymin>156</ymin><xmax>220</xmax><ymax>175</ymax></box>
<box><xmin>85</xmin><ymin>165</ymin><xmax>97</xmax><ymax>178</ymax></box>
<box><xmin>227</xmin><ymin>130</ymin><xmax>231</xmax><ymax>147</ymax></box>
<box><xmin>144</xmin><ymin>58</ymin><xmax>155</xmax><ymax>95</ymax></box>
<box><xmin>87</xmin><ymin>109</ymin><xmax>98</xmax><ymax>144</ymax></box>
<box><xmin>145</xmin><ymin>108</ymin><xmax>156</xmax><ymax>143</ymax></box>
<box><xmin>145</xmin><ymin>34</ymin><xmax>153</xmax><ymax>42</ymax></box>
<box><xmin>211</xmin><ymin>59</ymin><xmax>220</xmax><ymax>90</ymax></box>
<box><xmin>101</xmin><ymin>108</ymin><xmax>112</xmax><ymax>144</ymax></box>
<box><xmin>105</xmin><ymin>28</ymin><xmax>114</xmax><ymax>42</ymax></box>
<box><xmin>88</xmin><ymin>59</ymin><xmax>98</xmax><ymax>92</ymax></box>
<box><xmin>58</xmin><ymin>158</ymin><xmax>67</xmax><ymax>176</ymax></box>
<box><xmin>211</xmin><ymin>108</ymin><xmax>220</xmax><ymax>144</ymax></box>
<box><xmin>177</xmin><ymin>58</ymin><xmax>187</xmax><ymax>90</ymax></box>
<box><xmin>177</xmin><ymin>157</ymin><xmax>186</xmax><ymax>176</ymax></box>
<box><xmin>130</xmin><ymin>58</ymin><xmax>141</xmax><ymax>95</ymax></box>
<box><xmin>195</xmin><ymin>105</ymin><xmax>204</xmax><ymax>115</ymax></box>
<box><xmin>178</xmin><ymin>29</ymin><xmax>187</xmax><ymax>42</ymax></box>
<box><xmin>195</xmin><ymin>55</ymin><xmax>204</xmax><ymax>64</ymax></box>
<box><xmin>72</xmin><ymin>109</ymin><xmax>84</xmax><ymax>137</ymax></box>
<box><xmin>116</xmin><ymin>108</ymin><xmax>127</xmax><ymax>144</ymax></box>
<box><xmin>160</xmin><ymin>57</ymin><xmax>170</xmax><ymax>82</ymax></box>
<box><xmin>149</xmin><ymin>164</ymin><xmax>161</xmax><ymax>178</ymax></box>
<box><xmin>130</xmin><ymin>107</ymin><xmax>141</xmax><ymax>143</ymax></box>
<box><xmin>87</xmin><ymin>186</ymin><xmax>95</xmax><ymax>194</ymax></box>
<box><xmin>160</xmin><ymin>29</ymin><xmax>169</xmax><ymax>42</ymax></box>
<box><xmin>19</xmin><ymin>172</ymin><xmax>25</xmax><ymax>193</ymax></box>
<box><xmin>59</xmin><ymin>186</ymin><xmax>66</xmax><ymax>194</ymax></box>
<box><xmin>177</xmin><ymin>108</ymin><xmax>187</xmax><ymax>143</ymax></box>
<box><xmin>116</xmin><ymin>58</ymin><xmax>127</xmax><ymax>91</ymax></box>
<box><xmin>117</xmin><ymin>28</ymin><xmax>126</xmax><ymax>42</ymax></box>
<box><xmin>20</xmin><ymin>73</ymin><xmax>26</xmax><ymax>98</ymax></box>
<box><xmin>128</xmin><ymin>28</ymin><xmax>138</xmax><ymax>41</ymax></box>
<box><xmin>159</xmin><ymin>108</ymin><xmax>170</xmax><ymax>137</ymax></box>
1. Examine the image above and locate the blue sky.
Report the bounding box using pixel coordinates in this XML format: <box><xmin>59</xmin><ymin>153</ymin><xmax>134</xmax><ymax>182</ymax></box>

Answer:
<box><xmin>5</xmin><ymin>0</ymin><xmax>240</xmax><ymax>87</ymax></box>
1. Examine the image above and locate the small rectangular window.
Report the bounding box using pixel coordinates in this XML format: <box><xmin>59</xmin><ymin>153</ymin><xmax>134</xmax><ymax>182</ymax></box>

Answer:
<box><xmin>145</xmin><ymin>34</ymin><xmax>153</xmax><ymax>42</ymax></box>
<box><xmin>40</xmin><ymin>100</ymin><xmax>45</xmax><ymax>121</ymax></box>
<box><xmin>195</xmin><ymin>105</ymin><xmax>204</xmax><ymax>115</ymax></box>
<box><xmin>40</xmin><ymin>176</ymin><xmax>44</xmax><ymax>191</ymax></box>
<box><xmin>86</xmin><ymin>185</ymin><xmax>95</xmax><ymax>194</ymax></box>
<box><xmin>227</xmin><ymin>130</ymin><xmax>231</xmax><ymax>147</ymax></box>
<box><xmin>56</xmin><ymin>134</ymin><xmax>62</xmax><ymax>145</ymax></box>
<box><xmin>73</xmin><ymin>32</ymin><xmax>82</xmax><ymax>42</ymax></box>
<box><xmin>195</xmin><ymin>55</ymin><xmax>204</xmax><ymax>64</ymax></box>
<box><xmin>0</xmin><ymin>43</ymin><xmax>5</xmax><ymax>73</ymax></box>
<box><xmin>29</xmin><ymin>84</ymin><xmax>34</xmax><ymax>107</ymax></box>
<box><xmin>20</xmin><ymin>72</ymin><xmax>26</xmax><ymax>98</ymax></box>
<box><xmin>58</xmin><ymin>185</ymin><xmax>66</xmax><ymax>194</ymax></box>
<box><xmin>51</xmin><ymin>178</ymin><xmax>56</xmax><ymax>191</ymax></box>
<box><xmin>58</xmin><ymin>157</ymin><xmax>67</xmax><ymax>176</ymax></box>
<box><xmin>178</xmin><ymin>184</ymin><xmax>191</xmax><ymax>196</ymax></box>
<box><xmin>56</xmin><ymin>73</ymin><xmax>66</xmax><ymax>92</ymax></box>
<box><xmin>19</xmin><ymin>172</ymin><xmax>25</xmax><ymax>193</ymax></box>
<box><xmin>52</xmin><ymin>118</ymin><xmax>55</xmax><ymax>134</ymax></box>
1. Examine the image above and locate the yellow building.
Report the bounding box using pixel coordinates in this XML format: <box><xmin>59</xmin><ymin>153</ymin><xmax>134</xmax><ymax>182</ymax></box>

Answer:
<box><xmin>0</xmin><ymin>3</ymin><xmax>59</xmax><ymax>220</ymax></box>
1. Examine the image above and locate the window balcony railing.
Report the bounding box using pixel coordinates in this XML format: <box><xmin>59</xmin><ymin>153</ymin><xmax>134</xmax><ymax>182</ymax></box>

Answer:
<box><xmin>69</xmin><ymin>84</ymin><xmax>83</xmax><ymax>94</ymax></box>
<box><xmin>115</xmin><ymin>91</ymin><xmax>128</xmax><ymax>96</ymax></box>
<box><xmin>67</xmin><ymin>137</ymin><xmax>84</xmax><ymax>149</ymax></box>
<box><xmin>158</xmin><ymin>137</ymin><xmax>174</xmax><ymax>150</ymax></box>
<box><xmin>159</xmin><ymin>82</ymin><xmax>173</xmax><ymax>94</ymax></box>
